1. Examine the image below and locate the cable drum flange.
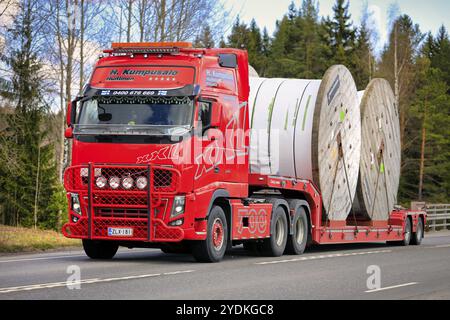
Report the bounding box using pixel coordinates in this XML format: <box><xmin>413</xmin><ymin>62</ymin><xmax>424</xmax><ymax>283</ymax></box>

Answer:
<box><xmin>353</xmin><ymin>79</ymin><xmax>401</xmax><ymax>221</ymax></box>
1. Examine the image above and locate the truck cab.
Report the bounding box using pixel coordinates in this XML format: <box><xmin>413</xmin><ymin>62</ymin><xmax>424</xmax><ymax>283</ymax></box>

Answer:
<box><xmin>63</xmin><ymin>42</ymin><xmax>253</xmax><ymax>261</ymax></box>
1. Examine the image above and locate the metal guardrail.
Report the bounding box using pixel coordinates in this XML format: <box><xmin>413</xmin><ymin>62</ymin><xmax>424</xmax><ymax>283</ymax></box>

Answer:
<box><xmin>425</xmin><ymin>204</ymin><xmax>450</xmax><ymax>231</ymax></box>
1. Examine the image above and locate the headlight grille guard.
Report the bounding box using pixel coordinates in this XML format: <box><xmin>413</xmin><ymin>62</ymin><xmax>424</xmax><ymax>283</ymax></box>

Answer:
<box><xmin>62</xmin><ymin>163</ymin><xmax>183</xmax><ymax>242</ymax></box>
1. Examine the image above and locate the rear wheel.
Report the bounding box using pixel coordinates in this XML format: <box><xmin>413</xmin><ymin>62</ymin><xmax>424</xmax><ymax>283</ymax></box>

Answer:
<box><xmin>82</xmin><ymin>239</ymin><xmax>119</xmax><ymax>259</ymax></box>
<box><xmin>191</xmin><ymin>206</ymin><xmax>228</xmax><ymax>263</ymax></box>
<box><xmin>411</xmin><ymin>218</ymin><xmax>424</xmax><ymax>245</ymax></box>
<box><xmin>387</xmin><ymin>217</ymin><xmax>412</xmax><ymax>246</ymax></box>
<box><xmin>260</xmin><ymin>206</ymin><xmax>288</xmax><ymax>257</ymax></box>
<box><xmin>285</xmin><ymin>207</ymin><xmax>309</xmax><ymax>255</ymax></box>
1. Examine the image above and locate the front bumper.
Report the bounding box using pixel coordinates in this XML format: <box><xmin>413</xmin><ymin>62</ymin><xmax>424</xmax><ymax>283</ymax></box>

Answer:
<box><xmin>62</xmin><ymin>217</ymin><xmax>184</xmax><ymax>242</ymax></box>
<box><xmin>62</xmin><ymin>163</ymin><xmax>184</xmax><ymax>242</ymax></box>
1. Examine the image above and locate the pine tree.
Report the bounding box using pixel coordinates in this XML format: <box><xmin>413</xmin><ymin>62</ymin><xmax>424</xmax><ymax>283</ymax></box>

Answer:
<box><xmin>194</xmin><ymin>25</ymin><xmax>215</xmax><ymax>48</ymax></box>
<box><xmin>409</xmin><ymin>59</ymin><xmax>449</xmax><ymax>202</ymax></box>
<box><xmin>351</xmin><ymin>2</ymin><xmax>377</xmax><ymax>89</ymax></box>
<box><xmin>325</xmin><ymin>0</ymin><xmax>357</xmax><ymax>66</ymax></box>
<box><xmin>266</xmin><ymin>4</ymin><xmax>300</xmax><ymax>77</ymax></box>
<box><xmin>0</xmin><ymin>0</ymin><xmax>60</xmax><ymax>229</ymax></box>
<box><xmin>227</xmin><ymin>17</ymin><xmax>251</xmax><ymax>50</ymax></box>
<box><xmin>377</xmin><ymin>15</ymin><xmax>424</xmax><ymax>189</ymax></box>
<box><xmin>225</xmin><ymin>18</ymin><xmax>266</xmax><ymax>76</ymax></box>
<box><xmin>247</xmin><ymin>19</ymin><xmax>263</xmax><ymax>73</ymax></box>
<box><xmin>352</xmin><ymin>23</ymin><xmax>374</xmax><ymax>89</ymax></box>
<box><xmin>427</xmin><ymin>26</ymin><xmax>450</xmax><ymax>92</ymax></box>
<box><xmin>295</xmin><ymin>0</ymin><xmax>328</xmax><ymax>78</ymax></box>
<box><xmin>259</xmin><ymin>27</ymin><xmax>271</xmax><ymax>76</ymax></box>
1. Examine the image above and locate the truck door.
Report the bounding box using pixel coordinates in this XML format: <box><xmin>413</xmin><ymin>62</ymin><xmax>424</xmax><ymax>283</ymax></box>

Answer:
<box><xmin>193</xmin><ymin>99</ymin><xmax>224</xmax><ymax>189</ymax></box>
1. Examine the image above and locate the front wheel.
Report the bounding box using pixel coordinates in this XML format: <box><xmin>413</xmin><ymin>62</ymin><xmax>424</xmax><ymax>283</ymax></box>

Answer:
<box><xmin>82</xmin><ymin>239</ymin><xmax>119</xmax><ymax>259</ymax></box>
<box><xmin>191</xmin><ymin>206</ymin><xmax>228</xmax><ymax>263</ymax></box>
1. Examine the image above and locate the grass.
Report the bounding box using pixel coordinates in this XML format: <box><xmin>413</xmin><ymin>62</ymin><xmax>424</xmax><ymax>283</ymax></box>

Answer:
<box><xmin>0</xmin><ymin>224</ymin><xmax>81</xmax><ymax>254</ymax></box>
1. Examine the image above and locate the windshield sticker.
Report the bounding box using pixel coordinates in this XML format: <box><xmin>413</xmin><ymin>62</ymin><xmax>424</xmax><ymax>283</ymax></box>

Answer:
<box><xmin>205</xmin><ymin>69</ymin><xmax>236</xmax><ymax>91</ymax></box>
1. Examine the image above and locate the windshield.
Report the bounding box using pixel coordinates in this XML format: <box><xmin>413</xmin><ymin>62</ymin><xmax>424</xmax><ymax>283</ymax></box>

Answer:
<box><xmin>74</xmin><ymin>96</ymin><xmax>194</xmax><ymax>136</ymax></box>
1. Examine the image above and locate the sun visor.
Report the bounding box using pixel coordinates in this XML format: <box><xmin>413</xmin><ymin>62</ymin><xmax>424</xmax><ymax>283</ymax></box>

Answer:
<box><xmin>90</xmin><ymin>66</ymin><xmax>196</xmax><ymax>89</ymax></box>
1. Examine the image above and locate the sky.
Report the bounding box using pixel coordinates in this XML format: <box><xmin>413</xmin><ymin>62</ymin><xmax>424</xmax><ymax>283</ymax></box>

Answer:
<box><xmin>223</xmin><ymin>0</ymin><xmax>450</xmax><ymax>52</ymax></box>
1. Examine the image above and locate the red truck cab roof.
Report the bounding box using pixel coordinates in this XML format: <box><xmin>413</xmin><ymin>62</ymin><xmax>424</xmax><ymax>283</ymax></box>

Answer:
<box><xmin>85</xmin><ymin>42</ymin><xmax>250</xmax><ymax>102</ymax></box>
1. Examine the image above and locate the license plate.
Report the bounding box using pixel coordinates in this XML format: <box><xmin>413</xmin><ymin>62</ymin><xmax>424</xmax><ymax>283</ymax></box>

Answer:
<box><xmin>107</xmin><ymin>227</ymin><xmax>133</xmax><ymax>237</ymax></box>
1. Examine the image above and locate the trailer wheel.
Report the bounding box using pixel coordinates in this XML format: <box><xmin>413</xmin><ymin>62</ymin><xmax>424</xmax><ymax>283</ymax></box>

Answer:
<box><xmin>285</xmin><ymin>207</ymin><xmax>309</xmax><ymax>255</ymax></box>
<box><xmin>411</xmin><ymin>218</ymin><xmax>424</xmax><ymax>245</ymax></box>
<box><xmin>191</xmin><ymin>206</ymin><xmax>228</xmax><ymax>263</ymax></box>
<box><xmin>260</xmin><ymin>206</ymin><xmax>288</xmax><ymax>257</ymax></box>
<box><xmin>82</xmin><ymin>239</ymin><xmax>119</xmax><ymax>259</ymax></box>
<box><xmin>388</xmin><ymin>217</ymin><xmax>412</xmax><ymax>246</ymax></box>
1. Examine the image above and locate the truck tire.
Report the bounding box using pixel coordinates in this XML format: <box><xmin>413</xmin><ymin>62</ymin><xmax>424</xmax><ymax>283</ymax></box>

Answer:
<box><xmin>82</xmin><ymin>239</ymin><xmax>119</xmax><ymax>259</ymax></box>
<box><xmin>260</xmin><ymin>206</ymin><xmax>288</xmax><ymax>257</ymax></box>
<box><xmin>285</xmin><ymin>206</ymin><xmax>309</xmax><ymax>255</ymax></box>
<box><xmin>191</xmin><ymin>206</ymin><xmax>228</xmax><ymax>263</ymax></box>
<box><xmin>387</xmin><ymin>217</ymin><xmax>412</xmax><ymax>246</ymax></box>
<box><xmin>411</xmin><ymin>218</ymin><xmax>424</xmax><ymax>245</ymax></box>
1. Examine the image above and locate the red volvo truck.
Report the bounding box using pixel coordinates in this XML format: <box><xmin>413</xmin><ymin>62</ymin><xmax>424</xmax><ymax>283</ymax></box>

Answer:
<box><xmin>62</xmin><ymin>42</ymin><xmax>426</xmax><ymax>262</ymax></box>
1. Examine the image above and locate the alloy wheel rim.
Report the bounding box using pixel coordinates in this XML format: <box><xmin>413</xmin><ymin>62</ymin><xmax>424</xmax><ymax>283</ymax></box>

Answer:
<box><xmin>212</xmin><ymin>218</ymin><xmax>224</xmax><ymax>251</ymax></box>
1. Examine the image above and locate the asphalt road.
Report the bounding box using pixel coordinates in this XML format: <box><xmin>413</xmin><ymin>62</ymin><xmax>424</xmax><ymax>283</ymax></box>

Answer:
<box><xmin>1</xmin><ymin>232</ymin><xmax>450</xmax><ymax>300</ymax></box>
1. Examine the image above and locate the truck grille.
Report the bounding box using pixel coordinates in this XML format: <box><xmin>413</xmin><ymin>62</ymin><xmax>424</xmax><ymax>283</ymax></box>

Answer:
<box><xmin>95</xmin><ymin>208</ymin><xmax>149</xmax><ymax>219</ymax></box>
<box><xmin>64</xmin><ymin>164</ymin><xmax>180</xmax><ymax>195</ymax></box>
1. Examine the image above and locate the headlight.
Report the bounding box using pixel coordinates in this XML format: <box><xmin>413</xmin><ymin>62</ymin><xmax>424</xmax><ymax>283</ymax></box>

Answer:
<box><xmin>171</xmin><ymin>196</ymin><xmax>185</xmax><ymax>218</ymax></box>
<box><xmin>136</xmin><ymin>176</ymin><xmax>148</xmax><ymax>190</ymax></box>
<box><xmin>95</xmin><ymin>176</ymin><xmax>107</xmax><ymax>189</ymax></box>
<box><xmin>80</xmin><ymin>168</ymin><xmax>101</xmax><ymax>177</ymax></box>
<box><xmin>80</xmin><ymin>168</ymin><xmax>88</xmax><ymax>177</ymax></box>
<box><xmin>122</xmin><ymin>176</ymin><xmax>134</xmax><ymax>190</ymax></box>
<box><xmin>109</xmin><ymin>176</ymin><xmax>120</xmax><ymax>189</ymax></box>
<box><xmin>70</xmin><ymin>193</ymin><xmax>81</xmax><ymax>215</ymax></box>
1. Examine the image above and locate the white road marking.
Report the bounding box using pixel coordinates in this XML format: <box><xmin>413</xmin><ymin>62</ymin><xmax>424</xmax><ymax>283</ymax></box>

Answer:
<box><xmin>0</xmin><ymin>270</ymin><xmax>195</xmax><ymax>294</ymax></box>
<box><xmin>431</xmin><ymin>244</ymin><xmax>450</xmax><ymax>249</ymax></box>
<box><xmin>0</xmin><ymin>249</ymin><xmax>157</xmax><ymax>264</ymax></box>
<box><xmin>255</xmin><ymin>250</ymin><xmax>392</xmax><ymax>265</ymax></box>
<box><xmin>365</xmin><ymin>282</ymin><xmax>418</xmax><ymax>293</ymax></box>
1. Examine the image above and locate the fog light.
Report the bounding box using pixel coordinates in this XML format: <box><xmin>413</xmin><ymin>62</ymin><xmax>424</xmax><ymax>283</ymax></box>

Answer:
<box><xmin>109</xmin><ymin>176</ymin><xmax>120</xmax><ymax>189</ymax></box>
<box><xmin>96</xmin><ymin>176</ymin><xmax>107</xmax><ymax>189</ymax></box>
<box><xmin>70</xmin><ymin>193</ymin><xmax>81</xmax><ymax>215</ymax></box>
<box><xmin>170</xmin><ymin>196</ymin><xmax>185</xmax><ymax>218</ymax></box>
<box><xmin>169</xmin><ymin>218</ymin><xmax>184</xmax><ymax>226</ymax></box>
<box><xmin>72</xmin><ymin>216</ymin><xmax>79</xmax><ymax>223</ymax></box>
<box><xmin>136</xmin><ymin>176</ymin><xmax>148</xmax><ymax>190</ymax></box>
<box><xmin>122</xmin><ymin>176</ymin><xmax>134</xmax><ymax>190</ymax></box>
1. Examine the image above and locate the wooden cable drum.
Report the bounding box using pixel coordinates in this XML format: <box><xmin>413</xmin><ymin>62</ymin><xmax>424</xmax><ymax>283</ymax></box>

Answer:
<box><xmin>249</xmin><ymin>65</ymin><xmax>360</xmax><ymax>221</ymax></box>
<box><xmin>353</xmin><ymin>79</ymin><xmax>401</xmax><ymax>221</ymax></box>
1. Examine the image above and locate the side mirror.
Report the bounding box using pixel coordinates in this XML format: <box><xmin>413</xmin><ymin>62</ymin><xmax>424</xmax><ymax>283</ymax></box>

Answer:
<box><xmin>66</xmin><ymin>101</ymin><xmax>77</xmax><ymax>127</ymax></box>
<box><xmin>210</xmin><ymin>102</ymin><xmax>222</xmax><ymax>128</ymax></box>
<box><xmin>64</xmin><ymin>127</ymin><xmax>73</xmax><ymax>139</ymax></box>
<box><xmin>218</xmin><ymin>54</ymin><xmax>237</xmax><ymax>68</ymax></box>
